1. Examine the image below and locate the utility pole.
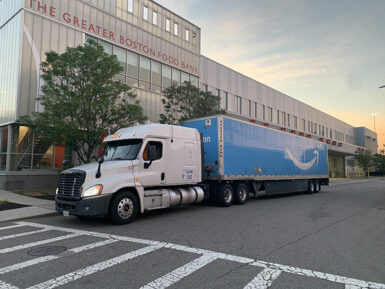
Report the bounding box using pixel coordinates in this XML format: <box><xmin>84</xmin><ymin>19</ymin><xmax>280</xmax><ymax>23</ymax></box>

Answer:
<box><xmin>371</xmin><ymin>113</ymin><xmax>377</xmax><ymax>132</ymax></box>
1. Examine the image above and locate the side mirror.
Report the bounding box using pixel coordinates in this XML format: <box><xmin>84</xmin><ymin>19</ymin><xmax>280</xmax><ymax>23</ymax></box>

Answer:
<box><xmin>62</xmin><ymin>160</ymin><xmax>70</xmax><ymax>167</ymax></box>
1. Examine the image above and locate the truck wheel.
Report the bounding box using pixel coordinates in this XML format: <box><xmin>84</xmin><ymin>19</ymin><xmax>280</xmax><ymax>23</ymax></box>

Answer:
<box><xmin>314</xmin><ymin>180</ymin><xmax>321</xmax><ymax>193</ymax></box>
<box><xmin>216</xmin><ymin>184</ymin><xmax>234</xmax><ymax>207</ymax></box>
<box><xmin>109</xmin><ymin>191</ymin><xmax>138</xmax><ymax>224</ymax></box>
<box><xmin>233</xmin><ymin>183</ymin><xmax>249</xmax><ymax>205</ymax></box>
<box><xmin>307</xmin><ymin>180</ymin><xmax>315</xmax><ymax>194</ymax></box>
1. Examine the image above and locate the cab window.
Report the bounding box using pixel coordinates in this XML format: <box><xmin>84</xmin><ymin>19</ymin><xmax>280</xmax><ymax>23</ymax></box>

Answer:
<box><xmin>143</xmin><ymin>141</ymin><xmax>163</xmax><ymax>161</ymax></box>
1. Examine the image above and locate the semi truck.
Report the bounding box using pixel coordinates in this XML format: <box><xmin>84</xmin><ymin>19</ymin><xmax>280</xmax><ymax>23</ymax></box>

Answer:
<box><xmin>56</xmin><ymin>115</ymin><xmax>329</xmax><ymax>224</ymax></box>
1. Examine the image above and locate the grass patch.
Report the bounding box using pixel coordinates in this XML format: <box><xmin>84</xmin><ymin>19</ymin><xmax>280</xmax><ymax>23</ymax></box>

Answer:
<box><xmin>0</xmin><ymin>200</ymin><xmax>9</xmax><ymax>205</ymax></box>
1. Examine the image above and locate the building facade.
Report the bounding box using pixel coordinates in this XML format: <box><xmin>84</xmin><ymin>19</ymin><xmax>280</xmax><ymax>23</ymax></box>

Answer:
<box><xmin>0</xmin><ymin>0</ymin><xmax>378</xmax><ymax>189</ymax></box>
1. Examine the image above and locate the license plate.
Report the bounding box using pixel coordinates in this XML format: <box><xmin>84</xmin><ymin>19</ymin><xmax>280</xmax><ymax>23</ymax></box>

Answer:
<box><xmin>63</xmin><ymin>211</ymin><xmax>70</xmax><ymax>217</ymax></box>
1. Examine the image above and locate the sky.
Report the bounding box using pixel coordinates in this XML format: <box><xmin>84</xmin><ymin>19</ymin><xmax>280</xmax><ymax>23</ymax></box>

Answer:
<box><xmin>157</xmin><ymin>0</ymin><xmax>385</xmax><ymax>151</ymax></box>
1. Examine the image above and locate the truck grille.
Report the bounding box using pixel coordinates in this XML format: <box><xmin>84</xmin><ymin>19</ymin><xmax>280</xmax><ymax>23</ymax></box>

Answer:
<box><xmin>57</xmin><ymin>170</ymin><xmax>86</xmax><ymax>200</ymax></box>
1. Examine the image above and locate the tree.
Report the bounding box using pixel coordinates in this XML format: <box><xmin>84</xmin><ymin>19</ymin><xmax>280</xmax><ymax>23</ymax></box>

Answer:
<box><xmin>354</xmin><ymin>149</ymin><xmax>373</xmax><ymax>177</ymax></box>
<box><xmin>373</xmin><ymin>149</ymin><xmax>385</xmax><ymax>175</ymax></box>
<box><xmin>160</xmin><ymin>81</ymin><xmax>224</xmax><ymax>124</ymax></box>
<box><xmin>19</xmin><ymin>40</ymin><xmax>146</xmax><ymax>164</ymax></box>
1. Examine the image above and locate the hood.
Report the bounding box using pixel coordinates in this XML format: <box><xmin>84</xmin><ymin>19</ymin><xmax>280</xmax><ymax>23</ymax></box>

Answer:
<box><xmin>64</xmin><ymin>160</ymin><xmax>135</xmax><ymax>176</ymax></box>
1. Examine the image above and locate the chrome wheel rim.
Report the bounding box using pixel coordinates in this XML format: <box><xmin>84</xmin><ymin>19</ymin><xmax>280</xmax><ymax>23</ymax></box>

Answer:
<box><xmin>239</xmin><ymin>187</ymin><xmax>247</xmax><ymax>201</ymax></box>
<box><xmin>117</xmin><ymin>198</ymin><xmax>134</xmax><ymax>219</ymax></box>
<box><xmin>224</xmin><ymin>188</ymin><xmax>233</xmax><ymax>203</ymax></box>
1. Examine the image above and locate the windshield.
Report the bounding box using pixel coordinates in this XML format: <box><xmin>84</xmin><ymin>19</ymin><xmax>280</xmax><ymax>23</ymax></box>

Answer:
<box><xmin>103</xmin><ymin>139</ymin><xmax>142</xmax><ymax>161</ymax></box>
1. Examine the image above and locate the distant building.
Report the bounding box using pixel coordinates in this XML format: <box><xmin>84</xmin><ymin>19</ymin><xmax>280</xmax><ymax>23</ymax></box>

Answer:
<box><xmin>0</xmin><ymin>0</ymin><xmax>377</xmax><ymax>190</ymax></box>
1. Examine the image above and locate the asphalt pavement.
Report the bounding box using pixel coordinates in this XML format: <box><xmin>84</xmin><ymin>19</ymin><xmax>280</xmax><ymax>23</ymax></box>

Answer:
<box><xmin>0</xmin><ymin>178</ymin><xmax>384</xmax><ymax>288</ymax></box>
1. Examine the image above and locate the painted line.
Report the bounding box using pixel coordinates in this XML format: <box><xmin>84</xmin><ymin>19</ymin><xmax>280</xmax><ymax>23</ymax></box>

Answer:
<box><xmin>0</xmin><ymin>228</ymin><xmax>50</xmax><ymax>241</ymax></box>
<box><xmin>0</xmin><ymin>239</ymin><xmax>117</xmax><ymax>275</ymax></box>
<box><xmin>250</xmin><ymin>261</ymin><xmax>385</xmax><ymax>289</ymax></box>
<box><xmin>0</xmin><ymin>225</ymin><xmax>24</xmax><ymax>231</ymax></box>
<box><xmin>243</xmin><ymin>268</ymin><xmax>282</xmax><ymax>289</ymax></box>
<box><xmin>15</xmin><ymin>222</ymin><xmax>385</xmax><ymax>289</ymax></box>
<box><xmin>140</xmin><ymin>254</ymin><xmax>218</xmax><ymax>289</ymax></box>
<box><xmin>345</xmin><ymin>285</ymin><xmax>363</xmax><ymax>289</ymax></box>
<box><xmin>0</xmin><ymin>256</ymin><xmax>58</xmax><ymax>275</ymax></box>
<box><xmin>0</xmin><ymin>280</ymin><xmax>19</xmax><ymax>289</ymax></box>
<box><xmin>68</xmin><ymin>238</ymin><xmax>118</xmax><ymax>253</ymax></box>
<box><xmin>17</xmin><ymin>222</ymin><xmax>159</xmax><ymax>245</ymax></box>
<box><xmin>26</xmin><ymin>243</ymin><xmax>165</xmax><ymax>289</ymax></box>
<box><xmin>0</xmin><ymin>233</ymin><xmax>80</xmax><ymax>254</ymax></box>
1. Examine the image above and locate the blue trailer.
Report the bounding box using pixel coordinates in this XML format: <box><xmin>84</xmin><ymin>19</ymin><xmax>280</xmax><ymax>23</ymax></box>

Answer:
<box><xmin>182</xmin><ymin>115</ymin><xmax>329</xmax><ymax>205</ymax></box>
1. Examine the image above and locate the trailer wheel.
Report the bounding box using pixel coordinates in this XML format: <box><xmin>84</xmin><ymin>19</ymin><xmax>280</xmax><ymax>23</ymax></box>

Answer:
<box><xmin>307</xmin><ymin>180</ymin><xmax>315</xmax><ymax>194</ymax></box>
<box><xmin>216</xmin><ymin>184</ymin><xmax>234</xmax><ymax>207</ymax></box>
<box><xmin>109</xmin><ymin>191</ymin><xmax>138</xmax><ymax>224</ymax></box>
<box><xmin>233</xmin><ymin>183</ymin><xmax>249</xmax><ymax>205</ymax></box>
<box><xmin>314</xmin><ymin>180</ymin><xmax>321</xmax><ymax>192</ymax></box>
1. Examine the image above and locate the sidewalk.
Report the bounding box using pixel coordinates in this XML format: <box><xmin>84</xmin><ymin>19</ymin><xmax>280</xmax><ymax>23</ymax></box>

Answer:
<box><xmin>0</xmin><ymin>189</ymin><xmax>57</xmax><ymax>223</ymax></box>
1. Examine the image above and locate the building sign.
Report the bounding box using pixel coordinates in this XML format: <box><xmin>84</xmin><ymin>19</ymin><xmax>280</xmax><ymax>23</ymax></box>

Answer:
<box><xmin>27</xmin><ymin>0</ymin><xmax>199</xmax><ymax>75</ymax></box>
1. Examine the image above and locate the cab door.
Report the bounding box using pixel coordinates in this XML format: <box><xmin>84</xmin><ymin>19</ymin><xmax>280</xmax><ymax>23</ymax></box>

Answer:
<box><xmin>135</xmin><ymin>139</ymin><xmax>166</xmax><ymax>187</ymax></box>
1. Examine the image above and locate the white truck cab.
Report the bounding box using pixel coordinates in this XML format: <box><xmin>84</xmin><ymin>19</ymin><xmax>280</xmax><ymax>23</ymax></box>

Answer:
<box><xmin>55</xmin><ymin>124</ymin><xmax>205</xmax><ymax>224</ymax></box>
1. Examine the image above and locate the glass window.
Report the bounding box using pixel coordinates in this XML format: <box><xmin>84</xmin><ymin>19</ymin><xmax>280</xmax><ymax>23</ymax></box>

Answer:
<box><xmin>248</xmin><ymin>100</ymin><xmax>252</xmax><ymax>116</ymax></box>
<box><xmin>152</xmin><ymin>11</ymin><xmax>158</xmax><ymax>25</ymax></box>
<box><xmin>174</xmin><ymin>23</ymin><xmax>178</xmax><ymax>36</ymax></box>
<box><xmin>166</xmin><ymin>18</ymin><xmax>170</xmax><ymax>32</ymax></box>
<box><xmin>172</xmin><ymin>68</ymin><xmax>180</xmax><ymax>86</ymax></box>
<box><xmin>254</xmin><ymin>102</ymin><xmax>257</xmax><ymax>118</ymax></box>
<box><xmin>287</xmin><ymin>114</ymin><xmax>291</xmax><ymax>128</ymax></box>
<box><xmin>302</xmin><ymin>119</ymin><xmax>306</xmax><ymax>131</ymax></box>
<box><xmin>113</xmin><ymin>46</ymin><xmax>126</xmax><ymax>73</ymax></box>
<box><xmin>181</xmin><ymin>72</ymin><xmax>189</xmax><ymax>84</ymax></box>
<box><xmin>277</xmin><ymin>110</ymin><xmax>280</xmax><ymax>124</ymax></box>
<box><xmin>151</xmin><ymin>60</ymin><xmax>161</xmax><ymax>86</ymax></box>
<box><xmin>143</xmin><ymin>141</ymin><xmax>162</xmax><ymax>161</ymax></box>
<box><xmin>139</xmin><ymin>56</ymin><xmax>151</xmax><ymax>83</ymax></box>
<box><xmin>262</xmin><ymin>105</ymin><xmax>266</xmax><ymax>121</ymax></box>
<box><xmin>224</xmin><ymin>92</ymin><xmax>228</xmax><ymax>110</ymax></box>
<box><xmin>143</xmin><ymin>6</ymin><xmax>148</xmax><ymax>21</ymax></box>
<box><xmin>268</xmin><ymin>107</ymin><xmax>273</xmax><ymax>122</ymax></box>
<box><xmin>104</xmin><ymin>139</ymin><xmax>142</xmax><ymax>161</ymax></box>
<box><xmin>190</xmin><ymin>75</ymin><xmax>198</xmax><ymax>87</ymax></box>
<box><xmin>99</xmin><ymin>40</ymin><xmax>112</xmax><ymax>55</ymax></box>
<box><xmin>127</xmin><ymin>0</ymin><xmax>133</xmax><ymax>13</ymax></box>
<box><xmin>216</xmin><ymin>89</ymin><xmax>220</xmax><ymax>97</ymax></box>
<box><xmin>294</xmin><ymin>116</ymin><xmax>297</xmax><ymax>129</ymax></box>
<box><xmin>203</xmin><ymin>84</ymin><xmax>208</xmax><ymax>92</ymax></box>
<box><xmin>1</xmin><ymin>126</ymin><xmax>8</xmax><ymax>153</ymax></box>
<box><xmin>127</xmin><ymin>51</ymin><xmax>138</xmax><ymax>78</ymax></box>
<box><xmin>234</xmin><ymin>96</ymin><xmax>242</xmax><ymax>114</ymax></box>
<box><xmin>162</xmin><ymin>65</ymin><xmax>172</xmax><ymax>87</ymax></box>
<box><xmin>185</xmin><ymin>29</ymin><xmax>189</xmax><ymax>41</ymax></box>
<box><xmin>281</xmin><ymin>112</ymin><xmax>286</xmax><ymax>126</ymax></box>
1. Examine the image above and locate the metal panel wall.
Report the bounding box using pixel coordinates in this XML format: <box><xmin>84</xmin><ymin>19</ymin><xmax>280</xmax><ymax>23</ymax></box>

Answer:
<box><xmin>0</xmin><ymin>12</ymin><xmax>22</xmax><ymax>125</ymax></box>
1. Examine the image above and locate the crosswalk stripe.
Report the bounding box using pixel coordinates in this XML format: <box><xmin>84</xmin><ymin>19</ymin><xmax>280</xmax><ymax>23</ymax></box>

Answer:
<box><xmin>0</xmin><ymin>225</ymin><xmax>24</xmax><ymax>231</ymax></box>
<box><xmin>0</xmin><ymin>228</ymin><xmax>50</xmax><ymax>241</ymax></box>
<box><xmin>0</xmin><ymin>279</ymin><xmax>19</xmax><ymax>289</ymax></box>
<box><xmin>25</xmin><ymin>243</ymin><xmax>165</xmax><ymax>289</ymax></box>
<box><xmin>140</xmin><ymin>254</ymin><xmax>218</xmax><ymax>289</ymax></box>
<box><xmin>68</xmin><ymin>238</ymin><xmax>118</xmax><ymax>253</ymax></box>
<box><xmin>345</xmin><ymin>285</ymin><xmax>363</xmax><ymax>289</ymax></box>
<box><xmin>0</xmin><ymin>233</ymin><xmax>80</xmax><ymax>254</ymax></box>
<box><xmin>0</xmin><ymin>256</ymin><xmax>58</xmax><ymax>275</ymax></box>
<box><xmin>243</xmin><ymin>268</ymin><xmax>282</xmax><ymax>289</ymax></box>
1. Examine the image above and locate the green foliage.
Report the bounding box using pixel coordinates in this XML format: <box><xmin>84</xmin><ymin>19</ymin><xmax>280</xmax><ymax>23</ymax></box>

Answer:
<box><xmin>19</xmin><ymin>40</ymin><xmax>146</xmax><ymax>164</ymax></box>
<box><xmin>373</xmin><ymin>149</ymin><xmax>385</xmax><ymax>174</ymax></box>
<box><xmin>160</xmin><ymin>81</ymin><xmax>224</xmax><ymax>124</ymax></box>
<box><xmin>354</xmin><ymin>149</ymin><xmax>373</xmax><ymax>175</ymax></box>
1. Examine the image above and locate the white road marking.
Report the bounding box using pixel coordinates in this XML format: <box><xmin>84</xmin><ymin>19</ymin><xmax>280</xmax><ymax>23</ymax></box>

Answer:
<box><xmin>243</xmin><ymin>268</ymin><xmax>282</xmax><ymax>289</ymax></box>
<box><xmin>140</xmin><ymin>254</ymin><xmax>218</xmax><ymax>289</ymax></box>
<box><xmin>26</xmin><ymin>243</ymin><xmax>165</xmax><ymax>289</ymax></box>
<box><xmin>68</xmin><ymin>238</ymin><xmax>118</xmax><ymax>253</ymax></box>
<box><xmin>0</xmin><ymin>233</ymin><xmax>80</xmax><ymax>254</ymax></box>
<box><xmin>345</xmin><ymin>285</ymin><xmax>363</xmax><ymax>289</ymax></box>
<box><xmin>0</xmin><ymin>239</ymin><xmax>118</xmax><ymax>275</ymax></box>
<box><xmin>0</xmin><ymin>280</ymin><xmax>19</xmax><ymax>289</ymax></box>
<box><xmin>7</xmin><ymin>222</ymin><xmax>385</xmax><ymax>289</ymax></box>
<box><xmin>0</xmin><ymin>228</ymin><xmax>50</xmax><ymax>241</ymax></box>
<box><xmin>0</xmin><ymin>256</ymin><xmax>58</xmax><ymax>275</ymax></box>
<box><xmin>0</xmin><ymin>225</ymin><xmax>24</xmax><ymax>231</ymax></box>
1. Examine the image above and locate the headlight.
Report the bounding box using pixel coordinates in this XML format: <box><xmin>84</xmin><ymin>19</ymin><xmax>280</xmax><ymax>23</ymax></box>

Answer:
<box><xmin>55</xmin><ymin>188</ymin><xmax>58</xmax><ymax>195</ymax></box>
<box><xmin>82</xmin><ymin>185</ymin><xmax>103</xmax><ymax>198</ymax></box>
